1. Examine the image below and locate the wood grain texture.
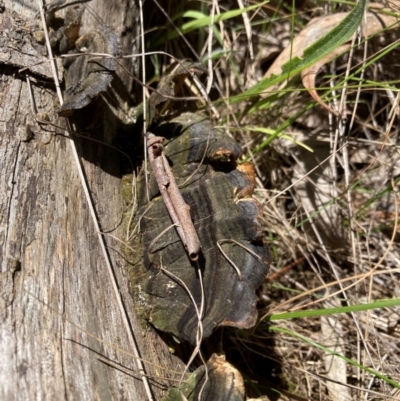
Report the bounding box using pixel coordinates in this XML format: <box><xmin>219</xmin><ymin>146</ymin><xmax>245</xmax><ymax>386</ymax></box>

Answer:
<box><xmin>129</xmin><ymin>113</ymin><xmax>271</xmax><ymax>344</ymax></box>
<box><xmin>0</xmin><ymin>1</ymin><xmax>182</xmax><ymax>400</ymax></box>
<box><xmin>0</xmin><ymin>11</ymin><xmax>63</xmax><ymax>80</ymax></box>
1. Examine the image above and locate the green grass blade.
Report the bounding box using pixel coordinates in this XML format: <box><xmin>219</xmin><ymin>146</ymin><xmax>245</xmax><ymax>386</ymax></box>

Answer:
<box><xmin>230</xmin><ymin>0</ymin><xmax>368</xmax><ymax>103</ymax></box>
<box><xmin>267</xmin><ymin>298</ymin><xmax>400</xmax><ymax>321</ymax></box>
<box><xmin>244</xmin><ymin>126</ymin><xmax>314</xmax><ymax>152</ymax></box>
<box><xmin>164</xmin><ymin>1</ymin><xmax>269</xmax><ymax>42</ymax></box>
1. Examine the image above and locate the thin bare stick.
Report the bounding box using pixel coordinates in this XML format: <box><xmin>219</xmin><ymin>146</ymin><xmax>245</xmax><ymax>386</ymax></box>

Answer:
<box><xmin>36</xmin><ymin>2</ymin><xmax>153</xmax><ymax>400</ymax></box>
<box><xmin>163</xmin><ymin>156</ymin><xmax>201</xmax><ymax>259</ymax></box>
<box><xmin>138</xmin><ymin>0</ymin><xmax>150</xmax><ymax>203</ymax></box>
<box><xmin>205</xmin><ymin>0</ymin><xmax>216</xmax><ymax>94</ymax></box>
<box><xmin>236</xmin><ymin>0</ymin><xmax>254</xmax><ymax>60</ymax></box>
<box><xmin>147</xmin><ymin>133</ymin><xmax>201</xmax><ymax>261</ymax></box>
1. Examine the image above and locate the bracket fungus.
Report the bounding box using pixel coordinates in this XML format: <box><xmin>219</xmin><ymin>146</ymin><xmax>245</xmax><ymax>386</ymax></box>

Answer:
<box><xmin>128</xmin><ymin>112</ymin><xmax>271</xmax><ymax>343</ymax></box>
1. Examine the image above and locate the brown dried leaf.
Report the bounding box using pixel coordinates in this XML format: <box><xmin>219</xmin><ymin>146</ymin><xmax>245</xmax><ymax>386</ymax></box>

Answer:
<box><xmin>162</xmin><ymin>354</ymin><xmax>245</xmax><ymax>401</ymax></box>
<box><xmin>265</xmin><ymin>2</ymin><xmax>400</xmax><ymax>113</ymax></box>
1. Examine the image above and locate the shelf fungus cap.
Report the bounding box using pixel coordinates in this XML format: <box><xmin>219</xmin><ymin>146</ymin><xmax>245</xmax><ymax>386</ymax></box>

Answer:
<box><xmin>129</xmin><ymin>112</ymin><xmax>271</xmax><ymax>344</ymax></box>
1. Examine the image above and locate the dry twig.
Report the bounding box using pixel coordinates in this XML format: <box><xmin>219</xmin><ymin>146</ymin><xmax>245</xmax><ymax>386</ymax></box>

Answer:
<box><xmin>147</xmin><ymin>132</ymin><xmax>201</xmax><ymax>261</ymax></box>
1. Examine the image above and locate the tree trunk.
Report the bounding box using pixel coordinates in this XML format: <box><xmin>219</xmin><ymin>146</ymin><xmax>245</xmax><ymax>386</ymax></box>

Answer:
<box><xmin>0</xmin><ymin>1</ymin><xmax>179</xmax><ymax>400</ymax></box>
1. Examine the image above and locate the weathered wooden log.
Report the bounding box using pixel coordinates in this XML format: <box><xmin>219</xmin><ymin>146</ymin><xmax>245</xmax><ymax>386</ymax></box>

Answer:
<box><xmin>0</xmin><ymin>1</ymin><xmax>183</xmax><ymax>399</ymax></box>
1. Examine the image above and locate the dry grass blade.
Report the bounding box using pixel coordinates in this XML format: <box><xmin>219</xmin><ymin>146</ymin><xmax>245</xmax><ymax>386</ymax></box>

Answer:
<box><xmin>236</xmin><ymin>0</ymin><xmax>254</xmax><ymax>60</ymax></box>
<box><xmin>205</xmin><ymin>0</ymin><xmax>216</xmax><ymax>94</ymax></box>
<box><xmin>216</xmin><ymin>240</ymin><xmax>243</xmax><ymax>280</ymax></box>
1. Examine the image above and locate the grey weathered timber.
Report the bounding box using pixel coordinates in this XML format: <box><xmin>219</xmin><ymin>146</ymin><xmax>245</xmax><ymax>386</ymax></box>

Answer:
<box><xmin>0</xmin><ymin>1</ymin><xmax>181</xmax><ymax>400</ymax></box>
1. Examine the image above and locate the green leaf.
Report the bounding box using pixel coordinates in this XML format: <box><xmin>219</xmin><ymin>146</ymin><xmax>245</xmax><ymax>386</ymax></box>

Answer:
<box><xmin>244</xmin><ymin>126</ymin><xmax>314</xmax><ymax>152</ymax></box>
<box><xmin>267</xmin><ymin>298</ymin><xmax>400</xmax><ymax>321</ymax></box>
<box><xmin>165</xmin><ymin>1</ymin><xmax>269</xmax><ymax>41</ymax></box>
<box><xmin>230</xmin><ymin>0</ymin><xmax>368</xmax><ymax>103</ymax></box>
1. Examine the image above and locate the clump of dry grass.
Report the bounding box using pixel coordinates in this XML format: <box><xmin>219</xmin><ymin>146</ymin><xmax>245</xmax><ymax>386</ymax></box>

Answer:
<box><xmin>145</xmin><ymin>0</ymin><xmax>400</xmax><ymax>399</ymax></box>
